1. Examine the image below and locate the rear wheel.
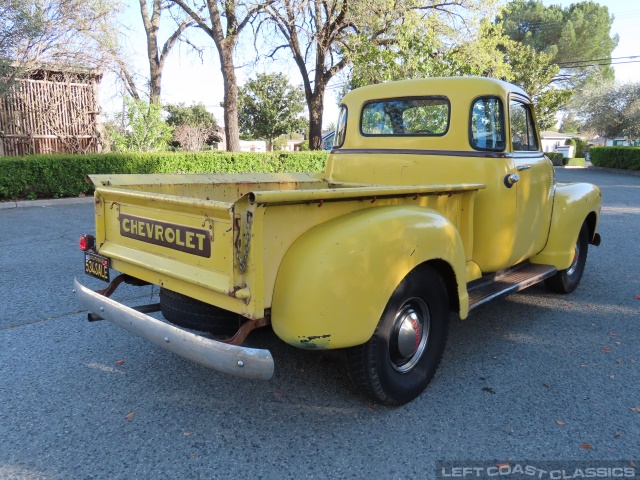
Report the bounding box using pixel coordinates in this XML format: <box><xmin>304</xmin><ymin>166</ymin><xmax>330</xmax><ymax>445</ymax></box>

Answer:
<box><xmin>159</xmin><ymin>288</ymin><xmax>241</xmax><ymax>335</ymax></box>
<box><xmin>346</xmin><ymin>265</ymin><xmax>449</xmax><ymax>405</ymax></box>
<box><xmin>545</xmin><ymin>223</ymin><xmax>589</xmax><ymax>294</ymax></box>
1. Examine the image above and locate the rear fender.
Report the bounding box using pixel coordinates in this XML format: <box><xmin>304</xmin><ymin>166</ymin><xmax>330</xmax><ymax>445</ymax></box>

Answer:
<box><xmin>531</xmin><ymin>182</ymin><xmax>602</xmax><ymax>270</ymax></box>
<box><xmin>271</xmin><ymin>206</ymin><xmax>468</xmax><ymax>350</ymax></box>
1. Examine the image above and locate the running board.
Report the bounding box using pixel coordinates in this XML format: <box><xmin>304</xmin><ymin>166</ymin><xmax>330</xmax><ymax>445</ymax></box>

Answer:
<box><xmin>468</xmin><ymin>262</ymin><xmax>557</xmax><ymax>311</ymax></box>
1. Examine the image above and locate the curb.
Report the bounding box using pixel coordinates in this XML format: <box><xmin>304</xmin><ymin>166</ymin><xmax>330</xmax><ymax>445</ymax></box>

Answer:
<box><xmin>586</xmin><ymin>166</ymin><xmax>640</xmax><ymax>177</ymax></box>
<box><xmin>0</xmin><ymin>196</ymin><xmax>93</xmax><ymax>210</ymax></box>
<box><xmin>554</xmin><ymin>165</ymin><xmax>640</xmax><ymax>177</ymax></box>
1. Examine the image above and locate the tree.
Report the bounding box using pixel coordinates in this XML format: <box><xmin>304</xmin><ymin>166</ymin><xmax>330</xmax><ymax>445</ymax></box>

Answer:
<box><xmin>0</xmin><ymin>0</ymin><xmax>42</xmax><ymax>95</ymax></box>
<box><xmin>263</xmin><ymin>0</ymin><xmax>498</xmax><ymax>149</ymax></box>
<box><xmin>166</xmin><ymin>102</ymin><xmax>217</xmax><ymax>127</ymax></box>
<box><xmin>0</xmin><ymin>0</ymin><xmax>121</xmax><ymax>71</ymax></box>
<box><xmin>499</xmin><ymin>36</ymin><xmax>573</xmax><ymax>131</ymax></box>
<box><xmin>138</xmin><ymin>0</ymin><xmax>193</xmax><ymax>104</ymax></box>
<box><xmin>0</xmin><ymin>1</ymin><xmax>134</xmax><ymax>104</ymax></box>
<box><xmin>559</xmin><ymin>112</ymin><xmax>580</xmax><ymax>134</ymax></box>
<box><xmin>497</xmin><ymin>0</ymin><xmax>618</xmax><ymax>86</ymax></box>
<box><xmin>344</xmin><ymin>12</ymin><xmax>568</xmax><ymax>131</ymax></box>
<box><xmin>168</xmin><ymin>0</ymin><xmax>271</xmax><ymax>152</ymax></box>
<box><xmin>165</xmin><ymin>102</ymin><xmax>219</xmax><ymax>151</ymax></box>
<box><xmin>576</xmin><ymin>81</ymin><xmax>640</xmax><ymax>140</ymax></box>
<box><xmin>107</xmin><ymin>98</ymin><xmax>172</xmax><ymax>152</ymax></box>
<box><xmin>347</xmin><ymin>19</ymin><xmax>511</xmax><ymax>91</ymax></box>
<box><xmin>262</xmin><ymin>0</ymin><xmax>359</xmax><ymax>149</ymax></box>
<box><xmin>237</xmin><ymin>72</ymin><xmax>305</xmax><ymax>149</ymax></box>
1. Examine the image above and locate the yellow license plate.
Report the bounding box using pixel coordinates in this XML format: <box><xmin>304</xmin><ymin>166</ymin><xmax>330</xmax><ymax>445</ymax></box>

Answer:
<box><xmin>84</xmin><ymin>252</ymin><xmax>110</xmax><ymax>282</ymax></box>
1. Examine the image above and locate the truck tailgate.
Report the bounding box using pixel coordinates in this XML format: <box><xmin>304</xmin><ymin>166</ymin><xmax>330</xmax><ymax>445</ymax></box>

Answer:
<box><xmin>92</xmin><ymin>185</ymin><xmax>242</xmax><ymax>309</ymax></box>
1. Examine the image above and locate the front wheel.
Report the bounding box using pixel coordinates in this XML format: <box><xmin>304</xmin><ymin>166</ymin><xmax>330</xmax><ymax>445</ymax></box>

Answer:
<box><xmin>545</xmin><ymin>222</ymin><xmax>589</xmax><ymax>294</ymax></box>
<box><xmin>346</xmin><ymin>265</ymin><xmax>449</xmax><ymax>405</ymax></box>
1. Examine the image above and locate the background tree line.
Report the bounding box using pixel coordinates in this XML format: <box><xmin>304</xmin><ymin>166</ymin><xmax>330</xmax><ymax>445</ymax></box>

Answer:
<box><xmin>0</xmin><ymin>0</ymin><xmax>631</xmax><ymax>152</ymax></box>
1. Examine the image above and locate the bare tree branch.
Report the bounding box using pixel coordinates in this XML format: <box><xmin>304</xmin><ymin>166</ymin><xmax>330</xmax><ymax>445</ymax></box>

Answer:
<box><xmin>138</xmin><ymin>0</ymin><xmax>194</xmax><ymax>103</ymax></box>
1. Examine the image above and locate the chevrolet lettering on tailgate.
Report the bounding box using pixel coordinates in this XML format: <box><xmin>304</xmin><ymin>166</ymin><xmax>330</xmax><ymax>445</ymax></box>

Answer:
<box><xmin>119</xmin><ymin>214</ymin><xmax>211</xmax><ymax>257</ymax></box>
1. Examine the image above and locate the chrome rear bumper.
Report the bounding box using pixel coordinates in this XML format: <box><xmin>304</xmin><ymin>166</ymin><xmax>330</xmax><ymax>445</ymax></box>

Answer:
<box><xmin>74</xmin><ymin>278</ymin><xmax>274</xmax><ymax>381</ymax></box>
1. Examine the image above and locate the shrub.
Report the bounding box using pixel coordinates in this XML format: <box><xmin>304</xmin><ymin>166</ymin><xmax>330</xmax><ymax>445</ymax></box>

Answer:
<box><xmin>563</xmin><ymin>138</ymin><xmax>576</xmax><ymax>158</ymax></box>
<box><xmin>106</xmin><ymin>98</ymin><xmax>173</xmax><ymax>153</ymax></box>
<box><xmin>271</xmin><ymin>136</ymin><xmax>289</xmax><ymax>151</ymax></box>
<box><xmin>590</xmin><ymin>147</ymin><xmax>640</xmax><ymax>170</ymax></box>
<box><xmin>547</xmin><ymin>152</ymin><xmax>566</xmax><ymax>166</ymax></box>
<box><xmin>0</xmin><ymin>151</ymin><xmax>329</xmax><ymax>200</ymax></box>
<box><xmin>165</xmin><ymin>103</ymin><xmax>219</xmax><ymax>151</ymax></box>
<box><xmin>574</xmin><ymin>138</ymin><xmax>587</xmax><ymax>159</ymax></box>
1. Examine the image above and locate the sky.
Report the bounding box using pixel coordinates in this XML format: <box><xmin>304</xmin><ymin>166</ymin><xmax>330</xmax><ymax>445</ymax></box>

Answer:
<box><xmin>101</xmin><ymin>0</ymin><xmax>640</xmax><ymax>129</ymax></box>
<box><xmin>547</xmin><ymin>0</ymin><xmax>640</xmax><ymax>82</ymax></box>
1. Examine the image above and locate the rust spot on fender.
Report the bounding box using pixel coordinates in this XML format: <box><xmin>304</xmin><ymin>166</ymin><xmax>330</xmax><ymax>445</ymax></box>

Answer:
<box><xmin>298</xmin><ymin>334</ymin><xmax>331</xmax><ymax>349</ymax></box>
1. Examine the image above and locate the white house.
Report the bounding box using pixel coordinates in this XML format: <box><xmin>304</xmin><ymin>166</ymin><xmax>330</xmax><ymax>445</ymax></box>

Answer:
<box><xmin>604</xmin><ymin>136</ymin><xmax>639</xmax><ymax>147</ymax></box>
<box><xmin>540</xmin><ymin>131</ymin><xmax>576</xmax><ymax>153</ymax></box>
<box><xmin>282</xmin><ymin>139</ymin><xmax>304</xmax><ymax>151</ymax></box>
<box><xmin>321</xmin><ymin>130</ymin><xmax>335</xmax><ymax>150</ymax></box>
<box><xmin>211</xmin><ymin>139</ymin><xmax>267</xmax><ymax>152</ymax></box>
<box><xmin>239</xmin><ymin>140</ymin><xmax>266</xmax><ymax>152</ymax></box>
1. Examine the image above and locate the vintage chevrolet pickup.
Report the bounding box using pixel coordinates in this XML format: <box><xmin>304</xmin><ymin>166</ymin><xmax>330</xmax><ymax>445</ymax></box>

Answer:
<box><xmin>75</xmin><ymin>77</ymin><xmax>601</xmax><ymax>405</ymax></box>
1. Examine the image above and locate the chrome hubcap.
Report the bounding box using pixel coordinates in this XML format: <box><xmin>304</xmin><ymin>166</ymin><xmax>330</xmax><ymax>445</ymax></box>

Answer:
<box><xmin>567</xmin><ymin>238</ymin><xmax>581</xmax><ymax>276</ymax></box>
<box><xmin>389</xmin><ymin>298</ymin><xmax>430</xmax><ymax>373</ymax></box>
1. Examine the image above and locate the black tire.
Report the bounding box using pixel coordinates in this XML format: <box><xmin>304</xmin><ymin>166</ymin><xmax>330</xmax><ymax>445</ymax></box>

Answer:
<box><xmin>545</xmin><ymin>222</ymin><xmax>589</xmax><ymax>294</ymax></box>
<box><xmin>346</xmin><ymin>265</ymin><xmax>450</xmax><ymax>406</ymax></box>
<box><xmin>159</xmin><ymin>288</ymin><xmax>241</xmax><ymax>335</ymax></box>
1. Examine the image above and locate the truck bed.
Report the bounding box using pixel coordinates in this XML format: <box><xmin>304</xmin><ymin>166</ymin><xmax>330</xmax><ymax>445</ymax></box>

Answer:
<box><xmin>88</xmin><ymin>172</ymin><xmax>484</xmax><ymax>320</ymax></box>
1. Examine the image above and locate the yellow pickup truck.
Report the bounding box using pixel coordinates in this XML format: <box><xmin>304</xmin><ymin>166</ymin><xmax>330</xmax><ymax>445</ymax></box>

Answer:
<box><xmin>75</xmin><ymin>77</ymin><xmax>601</xmax><ymax>405</ymax></box>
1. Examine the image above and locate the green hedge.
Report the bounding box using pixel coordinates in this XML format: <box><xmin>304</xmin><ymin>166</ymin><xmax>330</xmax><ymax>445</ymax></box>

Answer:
<box><xmin>590</xmin><ymin>146</ymin><xmax>640</xmax><ymax>170</ymax></box>
<box><xmin>0</xmin><ymin>151</ymin><xmax>329</xmax><ymax>200</ymax></box>
<box><xmin>547</xmin><ymin>152</ymin><xmax>566</xmax><ymax>166</ymax></box>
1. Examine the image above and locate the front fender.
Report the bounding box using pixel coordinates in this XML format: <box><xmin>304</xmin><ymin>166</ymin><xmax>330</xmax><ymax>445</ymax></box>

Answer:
<box><xmin>531</xmin><ymin>182</ymin><xmax>601</xmax><ymax>270</ymax></box>
<box><xmin>271</xmin><ymin>206</ymin><xmax>468</xmax><ymax>350</ymax></box>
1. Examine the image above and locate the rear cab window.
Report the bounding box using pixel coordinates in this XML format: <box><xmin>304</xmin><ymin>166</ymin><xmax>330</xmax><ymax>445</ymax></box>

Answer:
<box><xmin>360</xmin><ymin>97</ymin><xmax>450</xmax><ymax>136</ymax></box>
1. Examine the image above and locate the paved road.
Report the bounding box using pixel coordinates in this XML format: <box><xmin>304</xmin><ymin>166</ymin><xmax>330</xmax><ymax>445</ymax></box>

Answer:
<box><xmin>1</xmin><ymin>169</ymin><xmax>638</xmax><ymax>479</ymax></box>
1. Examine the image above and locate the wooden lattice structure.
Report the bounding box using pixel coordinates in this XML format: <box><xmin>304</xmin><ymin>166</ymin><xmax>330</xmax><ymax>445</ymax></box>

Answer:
<box><xmin>0</xmin><ymin>68</ymin><xmax>102</xmax><ymax>156</ymax></box>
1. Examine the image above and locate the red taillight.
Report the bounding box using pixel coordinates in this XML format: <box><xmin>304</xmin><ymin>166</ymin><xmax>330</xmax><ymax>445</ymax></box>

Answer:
<box><xmin>79</xmin><ymin>234</ymin><xmax>95</xmax><ymax>251</ymax></box>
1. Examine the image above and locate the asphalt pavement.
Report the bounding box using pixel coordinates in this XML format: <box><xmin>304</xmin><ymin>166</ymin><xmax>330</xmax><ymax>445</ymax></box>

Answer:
<box><xmin>0</xmin><ymin>168</ymin><xmax>638</xmax><ymax>479</ymax></box>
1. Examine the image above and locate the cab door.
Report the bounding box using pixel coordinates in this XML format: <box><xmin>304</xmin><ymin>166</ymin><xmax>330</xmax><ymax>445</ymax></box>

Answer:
<box><xmin>508</xmin><ymin>96</ymin><xmax>554</xmax><ymax>265</ymax></box>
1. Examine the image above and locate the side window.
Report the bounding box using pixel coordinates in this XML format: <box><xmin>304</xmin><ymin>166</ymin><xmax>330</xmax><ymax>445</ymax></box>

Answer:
<box><xmin>509</xmin><ymin>100</ymin><xmax>539</xmax><ymax>151</ymax></box>
<box><xmin>470</xmin><ymin>97</ymin><xmax>505</xmax><ymax>151</ymax></box>
<box><xmin>333</xmin><ymin>105</ymin><xmax>347</xmax><ymax>148</ymax></box>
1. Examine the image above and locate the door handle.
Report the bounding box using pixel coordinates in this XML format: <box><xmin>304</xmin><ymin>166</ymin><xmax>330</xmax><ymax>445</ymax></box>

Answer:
<box><xmin>517</xmin><ymin>165</ymin><xmax>532</xmax><ymax>171</ymax></box>
<box><xmin>504</xmin><ymin>173</ymin><xmax>520</xmax><ymax>188</ymax></box>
